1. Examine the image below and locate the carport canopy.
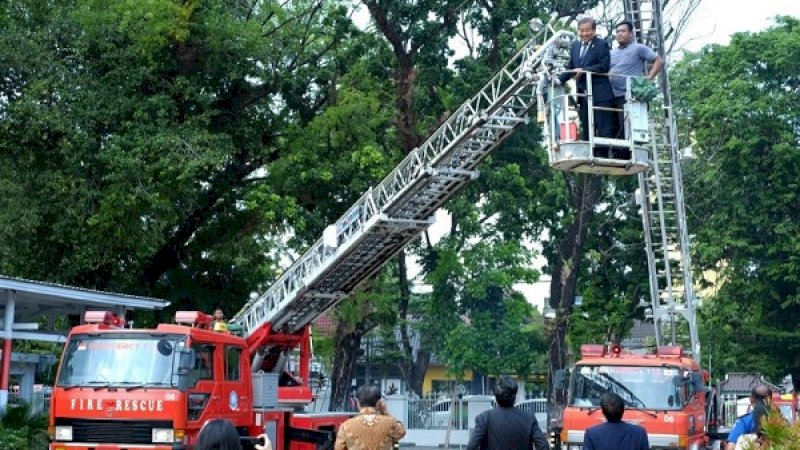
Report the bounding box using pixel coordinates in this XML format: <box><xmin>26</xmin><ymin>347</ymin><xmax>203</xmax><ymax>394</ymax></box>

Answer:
<box><xmin>1</xmin><ymin>275</ymin><xmax>169</xmax><ymax>344</ymax></box>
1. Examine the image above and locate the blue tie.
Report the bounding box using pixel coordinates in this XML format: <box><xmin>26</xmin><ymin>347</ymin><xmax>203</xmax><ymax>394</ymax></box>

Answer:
<box><xmin>580</xmin><ymin>43</ymin><xmax>588</xmax><ymax>60</ymax></box>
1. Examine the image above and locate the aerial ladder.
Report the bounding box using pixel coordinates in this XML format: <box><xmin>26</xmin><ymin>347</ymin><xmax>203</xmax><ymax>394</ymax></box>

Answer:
<box><xmin>47</xmin><ymin>8</ymin><xmax>705</xmax><ymax>449</ymax></box>
<box><xmin>623</xmin><ymin>0</ymin><xmax>700</xmax><ymax>357</ymax></box>
<box><xmin>228</xmin><ymin>26</ymin><xmax>590</xmax><ymax>406</ymax></box>
<box><xmin>547</xmin><ymin>2</ymin><xmax>718</xmax><ymax>448</ymax></box>
<box><xmin>230</xmin><ymin>9</ymin><xmax>684</xmax><ymax>404</ymax></box>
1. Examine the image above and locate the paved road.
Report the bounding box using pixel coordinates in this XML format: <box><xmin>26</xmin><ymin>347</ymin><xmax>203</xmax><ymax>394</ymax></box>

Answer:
<box><xmin>402</xmin><ymin>446</ymin><xmax>468</xmax><ymax>449</ymax></box>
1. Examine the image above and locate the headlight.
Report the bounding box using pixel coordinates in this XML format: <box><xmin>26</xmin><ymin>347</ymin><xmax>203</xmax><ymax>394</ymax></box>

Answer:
<box><xmin>54</xmin><ymin>425</ymin><xmax>73</xmax><ymax>441</ymax></box>
<box><xmin>152</xmin><ymin>428</ymin><xmax>175</xmax><ymax>443</ymax></box>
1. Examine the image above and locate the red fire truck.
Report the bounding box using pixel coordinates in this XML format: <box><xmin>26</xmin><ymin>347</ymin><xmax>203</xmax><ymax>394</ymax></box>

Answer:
<box><xmin>550</xmin><ymin>0</ymin><xmax>724</xmax><ymax>446</ymax></box>
<box><xmin>558</xmin><ymin>344</ymin><xmax>723</xmax><ymax>449</ymax></box>
<box><xmin>49</xmin><ymin>310</ymin><xmax>346</xmax><ymax>450</ymax></box>
<box><xmin>48</xmin><ymin>0</ymin><xmax>696</xmax><ymax>446</ymax></box>
<box><xmin>48</xmin><ymin>19</ymin><xmax>595</xmax><ymax>450</ymax></box>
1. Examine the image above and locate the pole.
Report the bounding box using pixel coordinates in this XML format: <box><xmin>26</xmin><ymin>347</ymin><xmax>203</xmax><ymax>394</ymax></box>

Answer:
<box><xmin>0</xmin><ymin>290</ymin><xmax>16</xmax><ymax>411</ymax></box>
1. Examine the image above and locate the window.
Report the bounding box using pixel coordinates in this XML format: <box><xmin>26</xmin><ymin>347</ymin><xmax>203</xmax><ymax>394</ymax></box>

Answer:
<box><xmin>57</xmin><ymin>335</ymin><xmax>183</xmax><ymax>388</ymax></box>
<box><xmin>225</xmin><ymin>347</ymin><xmax>242</xmax><ymax>381</ymax></box>
<box><xmin>190</xmin><ymin>343</ymin><xmax>214</xmax><ymax>386</ymax></box>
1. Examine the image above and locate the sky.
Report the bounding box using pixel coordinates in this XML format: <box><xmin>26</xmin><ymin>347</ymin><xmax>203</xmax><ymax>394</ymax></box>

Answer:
<box><xmin>678</xmin><ymin>0</ymin><xmax>800</xmax><ymax>52</ymax></box>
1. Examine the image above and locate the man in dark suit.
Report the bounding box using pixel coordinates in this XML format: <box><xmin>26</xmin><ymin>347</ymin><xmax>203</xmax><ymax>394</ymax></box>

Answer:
<box><xmin>583</xmin><ymin>393</ymin><xmax>649</xmax><ymax>450</ymax></box>
<box><xmin>558</xmin><ymin>17</ymin><xmax>614</xmax><ymax>153</ymax></box>
<box><xmin>466</xmin><ymin>376</ymin><xmax>549</xmax><ymax>450</ymax></box>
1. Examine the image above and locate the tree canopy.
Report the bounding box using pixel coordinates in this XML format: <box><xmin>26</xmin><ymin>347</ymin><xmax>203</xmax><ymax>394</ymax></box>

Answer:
<box><xmin>673</xmin><ymin>17</ymin><xmax>800</xmax><ymax>387</ymax></box>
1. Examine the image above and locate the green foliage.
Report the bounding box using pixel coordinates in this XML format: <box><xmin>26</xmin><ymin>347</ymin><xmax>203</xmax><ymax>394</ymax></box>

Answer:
<box><xmin>758</xmin><ymin>410</ymin><xmax>800</xmax><ymax>450</ymax></box>
<box><xmin>0</xmin><ymin>401</ymin><xmax>48</xmax><ymax>450</ymax></box>
<box><xmin>568</xmin><ymin>178</ymin><xmax>650</xmax><ymax>351</ymax></box>
<box><xmin>311</xmin><ymin>334</ymin><xmax>335</xmax><ymax>373</ymax></box>
<box><xmin>0</xmin><ymin>426</ymin><xmax>28</xmax><ymax>450</ymax></box>
<box><xmin>673</xmin><ymin>17</ymin><xmax>800</xmax><ymax>381</ymax></box>
<box><xmin>0</xmin><ymin>0</ymin><xmax>362</xmax><ymax>317</ymax></box>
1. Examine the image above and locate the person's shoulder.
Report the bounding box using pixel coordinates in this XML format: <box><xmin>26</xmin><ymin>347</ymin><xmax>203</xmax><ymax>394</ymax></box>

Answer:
<box><xmin>376</xmin><ymin>413</ymin><xmax>400</xmax><ymax>424</ymax></box>
<box><xmin>341</xmin><ymin>415</ymin><xmax>359</xmax><ymax>426</ymax></box>
<box><xmin>635</xmin><ymin>42</ymin><xmax>658</xmax><ymax>55</ymax></box>
<box><xmin>585</xmin><ymin>421</ymin><xmax>608</xmax><ymax>435</ymax></box>
<box><xmin>628</xmin><ymin>422</ymin><xmax>648</xmax><ymax>435</ymax></box>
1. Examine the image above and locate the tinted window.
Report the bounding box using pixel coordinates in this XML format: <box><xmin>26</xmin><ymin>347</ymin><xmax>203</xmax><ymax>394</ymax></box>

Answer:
<box><xmin>225</xmin><ymin>347</ymin><xmax>242</xmax><ymax>381</ymax></box>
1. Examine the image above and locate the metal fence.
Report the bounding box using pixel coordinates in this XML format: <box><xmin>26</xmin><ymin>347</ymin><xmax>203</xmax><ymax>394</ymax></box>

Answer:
<box><xmin>404</xmin><ymin>396</ymin><xmax>548</xmax><ymax>431</ymax></box>
<box><xmin>407</xmin><ymin>397</ymin><xmax>472</xmax><ymax>430</ymax></box>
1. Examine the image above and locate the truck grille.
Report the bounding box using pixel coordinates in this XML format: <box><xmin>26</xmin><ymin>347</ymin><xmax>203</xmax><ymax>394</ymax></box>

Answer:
<box><xmin>56</xmin><ymin>418</ymin><xmax>173</xmax><ymax>444</ymax></box>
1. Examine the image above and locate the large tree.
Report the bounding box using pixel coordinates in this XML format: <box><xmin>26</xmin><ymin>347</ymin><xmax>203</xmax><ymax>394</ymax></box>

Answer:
<box><xmin>0</xmin><ymin>0</ymin><xmax>373</xmax><ymax>317</ymax></box>
<box><xmin>672</xmin><ymin>17</ymin><xmax>800</xmax><ymax>388</ymax></box>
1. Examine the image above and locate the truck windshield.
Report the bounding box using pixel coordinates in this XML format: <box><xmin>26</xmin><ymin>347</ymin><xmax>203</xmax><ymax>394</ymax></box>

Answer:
<box><xmin>57</xmin><ymin>334</ymin><xmax>185</xmax><ymax>388</ymax></box>
<box><xmin>569</xmin><ymin>365</ymin><xmax>685</xmax><ymax>410</ymax></box>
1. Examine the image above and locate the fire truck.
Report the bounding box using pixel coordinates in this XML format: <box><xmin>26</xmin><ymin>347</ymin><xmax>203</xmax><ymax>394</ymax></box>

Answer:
<box><xmin>557</xmin><ymin>344</ymin><xmax>721</xmax><ymax>449</ymax></box>
<box><xmin>48</xmin><ymin>0</ymin><xmax>698</xmax><ymax>448</ymax></box>
<box><xmin>554</xmin><ymin>0</ymin><xmax>728</xmax><ymax>448</ymax></box>
<box><xmin>46</xmin><ymin>19</ymin><xmax>601</xmax><ymax>450</ymax></box>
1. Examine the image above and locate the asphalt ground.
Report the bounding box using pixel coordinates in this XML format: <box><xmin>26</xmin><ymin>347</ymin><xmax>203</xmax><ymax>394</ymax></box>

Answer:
<box><xmin>404</xmin><ymin>447</ymin><xmax>453</xmax><ymax>450</ymax></box>
<box><xmin>402</xmin><ymin>446</ymin><xmax>467</xmax><ymax>450</ymax></box>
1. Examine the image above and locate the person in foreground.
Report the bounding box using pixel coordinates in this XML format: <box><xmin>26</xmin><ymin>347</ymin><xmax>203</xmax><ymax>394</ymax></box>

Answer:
<box><xmin>583</xmin><ymin>393</ymin><xmax>648</xmax><ymax>450</ymax></box>
<box><xmin>195</xmin><ymin>418</ymin><xmax>272</xmax><ymax>450</ymax></box>
<box><xmin>466</xmin><ymin>375</ymin><xmax>549</xmax><ymax>450</ymax></box>
<box><xmin>334</xmin><ymin>384</ymin><xmax>406</xmax><ymax>450</ymax></box>
<box><xmin>726</xmin><ymin>385</ymin><xmax>774</xmax><ymax>450</ymax></box>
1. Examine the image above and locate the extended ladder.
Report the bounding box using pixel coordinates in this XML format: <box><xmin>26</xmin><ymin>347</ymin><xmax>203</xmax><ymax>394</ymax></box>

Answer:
<box><xmin>625</xmin><ymin>0</ymin><xmax>699</xmax><ymax>357</ymax></box>
<box><xmin>231</xmin><ymin>29</ymin><xmax>576</xmax><ymax>340</ymax></box>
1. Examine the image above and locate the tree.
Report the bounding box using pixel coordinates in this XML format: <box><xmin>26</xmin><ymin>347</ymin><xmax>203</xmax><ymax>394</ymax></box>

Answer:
<box><xmin>672</xmin><ymin>17</ymin><xmax>800</xmax><ymax>388</ymax></box>
<box><xmin>0</xmin><ymin>0</ymin><xmax>369</xmax><ymax>317</ymax></box>
<box><xmin>354</xmin><ymin>0</ymin><xmax>462</xmax><ymax>400</ymax></box>
<box><xmin>567</xmin><ymin>178</ymin><xmax>650</xmax><ymax>350</ymax></box>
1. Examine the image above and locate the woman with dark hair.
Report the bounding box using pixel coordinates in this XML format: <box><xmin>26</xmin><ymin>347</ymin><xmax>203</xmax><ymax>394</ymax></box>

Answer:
<box><xmin>196</xmin><ymin>419</ymin><xmax>242</xmax><ymax>450</ymax></box>
<box><xmin>195</xmin><ymin>419</ymin><xmax>272</xmax><ymax>450</ymax></box>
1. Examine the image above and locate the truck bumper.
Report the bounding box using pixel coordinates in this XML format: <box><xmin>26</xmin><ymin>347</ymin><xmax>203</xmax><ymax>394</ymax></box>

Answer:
<box><xmin>50</xmin><ymin>443</ymin><xmax>186</xmax><ymax>450</ymax></box>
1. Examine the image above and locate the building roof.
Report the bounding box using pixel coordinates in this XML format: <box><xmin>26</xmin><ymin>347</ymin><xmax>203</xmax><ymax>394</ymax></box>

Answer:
<box><xmin>1</xmin><ymin>275</ymin><xmax>168</xmax><ymax>342</ymax></box>
<box><xmin>719</xmin><ymin>372</ymin><xmax>780</xmax><ymax>395</ymax></box>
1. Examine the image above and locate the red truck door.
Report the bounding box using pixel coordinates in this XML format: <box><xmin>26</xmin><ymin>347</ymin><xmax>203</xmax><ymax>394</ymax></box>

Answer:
<box><xmin>221</xmin><ymin>345</ymin><xmax>251</xmax><ymax>427</ymax></box>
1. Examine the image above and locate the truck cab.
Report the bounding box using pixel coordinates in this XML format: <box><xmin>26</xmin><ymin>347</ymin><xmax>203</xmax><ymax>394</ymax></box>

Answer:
<box><xmin>50</xmin><ymin>310</ymin><xmax>349</xmax><ymax>450</ymax></box>
<box><xmin>560</xmin><ymin>344</ymin><xmax>713</xmax><ymax>450</ymax></box>
<box><xmin>50</xmin><ymin>311</ymin><xmax>254</xmax><ymax>449</ymax></box>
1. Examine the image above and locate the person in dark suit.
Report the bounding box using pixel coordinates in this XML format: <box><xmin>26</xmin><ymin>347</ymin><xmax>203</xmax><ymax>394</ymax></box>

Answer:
<box><xmin>583</xmin><ymin>393</ymin><xmax>649</xmax><ymax>450</ymax></box>
<box><xmin>466</xmin><ymin>375</ymin><xmax>549</xmax><ymax>450</ymax></box>
<box><xmin>558</xmin><ymin>17</ymin><xmax>614</xmax><ymax>154</ymax></box>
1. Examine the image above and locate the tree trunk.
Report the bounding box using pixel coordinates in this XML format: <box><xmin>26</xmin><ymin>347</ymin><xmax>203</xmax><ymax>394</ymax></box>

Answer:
<box><xmin>546</xmin><ymin>174</ymin><xmax>602</xmax><ymax>426</ymax></box>
<box><xmin>395</xmin><ymin>59</ymin><xmax>420</xmax><ymax>154</ymax></box>
<box><xmin>329</xmin><ymin>324</ymin><xmax>365</xmax><ymax>411</ymax></box>
<box><xmin>396</xmin><ymin>250</ymin><xmax>431</xmax><ymax>397</ymax></box>
<box><xmin>791</xmin><ymin>361</ymin><xmax>800</xmax><ymax>400</ymax></box>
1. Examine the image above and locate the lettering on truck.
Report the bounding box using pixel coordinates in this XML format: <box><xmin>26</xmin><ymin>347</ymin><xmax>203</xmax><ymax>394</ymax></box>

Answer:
<box><xmin>70</xmin><ymin>398</ymin><xmax>164</xmax><ymax>412</ymax></box>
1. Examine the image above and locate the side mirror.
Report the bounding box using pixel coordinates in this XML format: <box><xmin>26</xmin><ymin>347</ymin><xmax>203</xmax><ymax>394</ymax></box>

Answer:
<box><xmin>691</xmin><ymin>372</ymin><xmax>704</xmax><ymax>391</ymax></box>
<box><xmin>178</xmin><ymin>348</ymin><xmax>195</xmax><ymax>373</ymax></box>
<box><xmin>176</xmin><ymin>348</ymin><xmax>195</xmax><ymax>392</ymax></box>
<box><xmin>553</xmin><ymin>370</ymin><xmax>566</xmax><ymax>391</ymax></box>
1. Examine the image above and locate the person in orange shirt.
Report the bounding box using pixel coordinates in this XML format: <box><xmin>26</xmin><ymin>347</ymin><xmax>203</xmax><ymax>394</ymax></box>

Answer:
<box><xmin>335</xmin><ymin>385</ymin><xmax>406</xmax><ymax>450</ymax></box>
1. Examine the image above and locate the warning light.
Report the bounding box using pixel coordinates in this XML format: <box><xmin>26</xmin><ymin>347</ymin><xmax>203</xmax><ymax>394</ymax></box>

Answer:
<box><xmin>656</xmin><ymin>345</ymin><xmax>683</xmax><ymax>358</ymax></box>
<box><xmin>84</xmin><ymin>311</ymin><xmax>124</xmax><ymax>327</ymax></box>
<box><xmin>580</xmin><ymin>344</ymin><xmax>607</xmax><ymax>357</ymax></box>
<box><xmin>175</xmin><ymin>311</ymin><xmax>213</xmax><ymax>328</ymax></box>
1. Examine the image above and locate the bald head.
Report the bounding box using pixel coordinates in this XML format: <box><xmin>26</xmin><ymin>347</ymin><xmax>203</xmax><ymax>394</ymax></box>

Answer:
<box><xmin>753</xmin><ymin>385</ymin><xmax>772</xmax><ymax>402</ymax></box>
